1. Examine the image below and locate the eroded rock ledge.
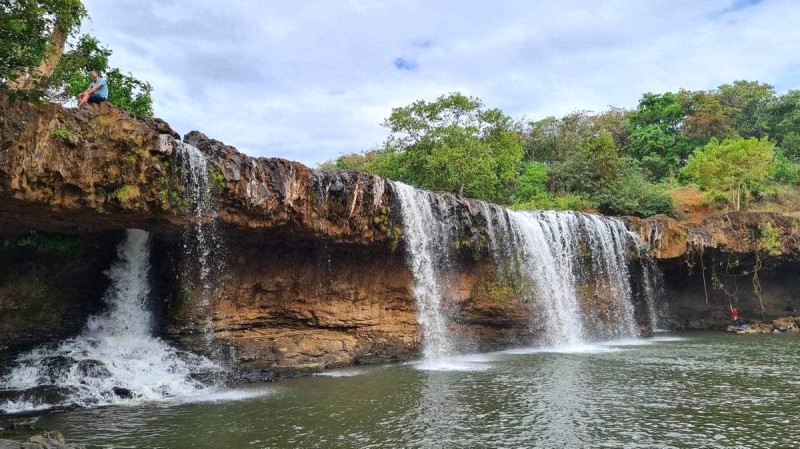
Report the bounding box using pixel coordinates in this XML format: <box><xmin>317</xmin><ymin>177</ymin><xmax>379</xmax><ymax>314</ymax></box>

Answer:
<box><xmin>2</xmin><ymin>98</ymin><xmax>799</xmax><ymax>378</ymax></box>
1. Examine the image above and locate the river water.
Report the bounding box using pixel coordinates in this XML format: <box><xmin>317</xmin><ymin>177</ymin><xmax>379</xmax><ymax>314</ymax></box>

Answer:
<box><xmin>22</xmin><ymin>332</ymin><xmax>800</xmax><ymax>448</ymax></box>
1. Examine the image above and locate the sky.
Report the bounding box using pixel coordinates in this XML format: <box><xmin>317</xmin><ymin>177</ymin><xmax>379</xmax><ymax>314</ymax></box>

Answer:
<box><xmin>80</xmin><ymin>0</ymin><xmax>800</xmax><ymax>166</ymax></box>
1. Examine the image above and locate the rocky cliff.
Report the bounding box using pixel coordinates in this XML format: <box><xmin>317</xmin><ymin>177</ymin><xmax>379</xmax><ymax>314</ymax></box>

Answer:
<box><xmin>2</xmin><ymin>98</ymin><xmax>799</xmax><ymax>380</ymax></box>
<box><xmin>0</xmin><ymin>98</ymin><xmax>533</xmax><ymax>377</ymax></box>
<box><xmin>629</xmin><ymin>213</ymin><xmax>800</xmax><ymax>329</ymax></box>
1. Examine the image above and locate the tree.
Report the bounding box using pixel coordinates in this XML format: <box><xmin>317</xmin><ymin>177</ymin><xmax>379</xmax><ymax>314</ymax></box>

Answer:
<box><xmin>524</xmin><ymin>111</ymin><xmax>593</xmax><ymax>163</ymax></box>
<box><xmin>366</xmin><ymin>92</ymin><xmax>524</xmax><ymax>203</ymax></box>
<box><xmin>1</xmin><ymin>0</ymin><xmax>86</xmax><ymax>87</ymax></box>
<box><xmin>683</xmin><ymin>137</ymin><xmax>775</xmax><ymax>211</ymax></box>
<box><xmin>510</xmin><ymin>162</ymin><xmax>548</xmax><ymax>204</ymax></box>
<box><xmin>548</xmin><ymin>131</ymin><xmax>622</xmax><ymax>194</ymax></box>
<box><xmin>716</xmin><ymin>80</ymin><xmax>775</xmax><ymax>138</ymax></box>
<box><xmin>625</xmin><ymin>91</ymin><xmax>694</xmax><ymax>180</ymax></box>
<box><xmin>47</xmin><ymin>34</ymin><xmax>154</xmax><ymax>116</ymax></box>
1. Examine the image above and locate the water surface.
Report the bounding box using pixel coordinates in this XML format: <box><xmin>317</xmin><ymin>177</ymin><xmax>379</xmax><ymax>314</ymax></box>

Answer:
<box><xmin>30</xmin><ymin>333</ymin><xmax>800</xmax><ymax>448</ymax></box>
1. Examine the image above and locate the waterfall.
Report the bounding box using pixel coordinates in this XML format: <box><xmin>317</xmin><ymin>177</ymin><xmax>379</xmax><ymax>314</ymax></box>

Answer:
<box><xmin>393</xmin><ymin>182</ymin><xmax>456</xmax><ymax>359</ymax></box>
<box><xmin>175</xmin><ymin>141</ymin><xmax>221</xmax><ymax>306</ymax></box>
<box><xmin>503</xmin><ymin>211</ymin><xmax>641</xmax><ymax>344</ymax></box>
<box><xmin>0</xmin><ymin>230</ymin><xmax>220</xmax><ymax>414</ymax></box>
<box><xmin>641</xmin><ymin>255</ymin><xmax>669</xmax><ymax>332</ymax></box>
<box><xmin>393</xmin><ymin>182</ymin><xmax>650</xmax><ymax>355</ymax></box>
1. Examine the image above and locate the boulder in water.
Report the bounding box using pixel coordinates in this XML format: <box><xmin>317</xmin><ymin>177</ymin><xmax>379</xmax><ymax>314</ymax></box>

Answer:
<box><xmin>39</xmin><ymin>356</ymin><xmax>77</xmax><ymax>384</ymax></box>
<box><xmin>0</xmin><ymin>386</ymin><xmax>75</xmax><ymax>410</ymax></box>
<box><xmin>75</xmin><ymin>360</ymin><xmax>111</xmax><ymax>379</ymax></box>
<box><xmin>111</xmin><ymin>387</ymin><xmax>134</xmax><ymax>399</ymax></box>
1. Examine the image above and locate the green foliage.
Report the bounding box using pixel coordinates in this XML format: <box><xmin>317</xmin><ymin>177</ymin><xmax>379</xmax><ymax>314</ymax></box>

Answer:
<box><xmin>770</xmin><ymin>150</ymin><xmax>800</xmax><ymax>184</ymax></box>
<box><xmin>683</xmin><ymin>137</ymin><xmax>775</xmax><ymax>211</ymax></box>
<box><xmin>513</xmin><ymin>192</ymin><xmax>593</xmax><ymax>212</ymax></box>
<box><xmin>0</xmin><ymin>0</ymin><xmax>86</xmax><ymax>83</ymax></box>
<box><xmin>47</xmin><ymin>34</ymin><xmax>154</xmax><ymax>116</ymax></box>
<box><xmin>51</xmin><ymin>128</ymin><xmax>70</xmax><ymax>138</ymax></box>
<box><xmin>716</xmin><ymin>80</ymin><xmax>775</xmax><ymax>138</ymax></box>
<box><xmin>592</xmin><ymin>168</ymin><xmax>674</xmax><ymax>217</ymax></box>
<box><xmin>1</xmin><ymin>231</ymin><xmax>83</xmax><ymax>255</ymax></box>
<box><xmin>365</xmin><ymin>92</ymin><xmax>524</xmax><ymax>204</ymax></box>
<box><xmin>113</xmin><ymin>184</ymin><xmax>141</xmax><ymax>205</ymax></box>
<box><xmin>319</xmin><ymin>151</ymin><xmax>376</xmax><ymax>171</ymax></box>
<box><xmin>758</xmin><ymin>221</ymin><xmax>781</xmax><ymax>256</ymax></box>
<box><xmin>209</xmin><ymin>163</ymin><xmax>227</xmax><ymax>192</ymax></box>
<box><xmin>320</xmin><ymin>81</ymin><xmax>800</xmax><ymax>217</ymax></box>
<box><xmin>511</xmin><ymin>162</ymin><xmax>548</xmax><ymax>204</ymax></box>
<box><xmin>548</xmin><ymin>131</ymin><xmax>622</xmax><ymax>194</ymax></box>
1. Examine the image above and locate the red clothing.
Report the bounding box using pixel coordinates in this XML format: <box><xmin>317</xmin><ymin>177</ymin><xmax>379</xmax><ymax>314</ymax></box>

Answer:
<box><xmin>731</xmin><ymin>308</ymin><xmax>740</xmax><ymax>319</ymax></box>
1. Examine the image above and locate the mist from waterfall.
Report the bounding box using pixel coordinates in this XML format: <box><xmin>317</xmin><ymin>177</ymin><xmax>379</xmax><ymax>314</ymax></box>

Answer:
<box><xmin>0</xmin><ymin>230</ymin><xmax>220</xmax><ymax>414</ymax></box>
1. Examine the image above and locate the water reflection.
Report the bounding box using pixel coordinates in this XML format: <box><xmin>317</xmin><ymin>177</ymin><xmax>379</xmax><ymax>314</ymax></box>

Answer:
<box><xmin>19</xmin><ymin>334</ymin><xmax>800</xmax><ymax>449</ymax></box>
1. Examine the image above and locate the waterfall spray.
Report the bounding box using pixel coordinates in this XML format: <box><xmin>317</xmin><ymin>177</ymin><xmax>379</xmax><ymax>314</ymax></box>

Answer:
<box><xmin>0</xmin><ymin>230</ymin><xmax>220</xmax><ymax>414</ymax></box>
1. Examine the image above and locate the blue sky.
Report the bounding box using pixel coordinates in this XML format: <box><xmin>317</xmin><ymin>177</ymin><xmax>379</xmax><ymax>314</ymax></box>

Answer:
<box><xmin>80</xmin><ymin>0</ymin><xmax>800</xmax><ymax>166</ymax></box>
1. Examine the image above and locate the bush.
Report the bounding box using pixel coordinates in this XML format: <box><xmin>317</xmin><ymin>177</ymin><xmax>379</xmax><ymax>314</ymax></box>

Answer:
<box><xmin>513</xmin><ymin>192</ymin><xmax>593</xmax><ymax>212</ymax></box>
<box><xmin>511</xmin><ymin>162</ymin><xmax>548</xmax><ymax>204</ymax></box>
<box><xmin>770</xmin><ymin>151</ymin><xmax>800</xmax><ymax>184</ymax></box>
<box><xmin>593</xmin><ymin>172</ymin><xmax>674</xmax><ymax>217</ymax></box>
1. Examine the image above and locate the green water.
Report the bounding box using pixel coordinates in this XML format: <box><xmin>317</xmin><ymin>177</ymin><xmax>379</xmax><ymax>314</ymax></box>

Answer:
<box><xmin>30</xmin><ymin>333</ymin><xmax>800</xmax><ymax>448</ymax></box>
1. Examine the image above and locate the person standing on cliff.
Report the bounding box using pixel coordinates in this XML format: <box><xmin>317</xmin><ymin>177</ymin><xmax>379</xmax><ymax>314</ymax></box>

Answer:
<box><xmin>77</xmin><ymin>71</ymin><xmax>108</xmax><ymax>107</ymax></box>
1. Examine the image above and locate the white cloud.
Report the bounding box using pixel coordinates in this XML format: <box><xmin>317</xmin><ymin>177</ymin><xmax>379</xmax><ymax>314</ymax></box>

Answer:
<box><xmin>80</xmin><ymin>0</ymin><xmax>800</xmax><ymax>165</ymax></box>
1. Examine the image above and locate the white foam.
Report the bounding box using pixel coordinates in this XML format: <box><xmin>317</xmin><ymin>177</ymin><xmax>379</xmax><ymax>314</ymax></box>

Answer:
<box><xmin>0</xmin><ymin>230</ymin><xmax>223</xmax><ymax>414</ymax></box>
<box><xmin>412</xmin><ymin>353</ymin><xmax>497</xmax><ymax>372</ymax></box>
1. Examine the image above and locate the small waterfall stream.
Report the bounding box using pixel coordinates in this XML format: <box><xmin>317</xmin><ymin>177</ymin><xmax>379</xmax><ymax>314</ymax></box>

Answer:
<box><xmin>393</xmin><ymin>182</ymin><xmax>456</xmax><ymax>359</ymax></box>
<box><xmin>0</xmin><ymin>230</ymin><xmax>220</xmax><ymax>414</ymax></box>
<box><xmin>175</xmin><ymin>141</ymin><xmax>221</xmax><ymax>306</ymax></box>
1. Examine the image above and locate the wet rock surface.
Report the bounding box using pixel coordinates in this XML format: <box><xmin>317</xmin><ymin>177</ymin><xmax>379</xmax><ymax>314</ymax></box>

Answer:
<box><xmin>0</xmin><ymin>431</ymin><xmax>84</xmax><ymax>449</ymax></box>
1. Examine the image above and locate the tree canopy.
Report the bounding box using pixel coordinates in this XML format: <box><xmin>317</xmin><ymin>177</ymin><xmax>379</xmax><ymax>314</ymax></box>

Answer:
<box><xmin>48</xmin><ymin>35</ymin><xmax>154</xmax><ymax>116</ymax></box>
<box><xmin>365</xmin><ymin>92</ymin><xmax>524</xmax><ymax>204</ymax></box>
<box><xmin>325</xmin><ymin>79</ymin><xmax>800</xmax><ymax>217</ymax></box>
<box><xmin>683</xmin><ymin>137</ymin><xmax>775</xmax><ymax>211</ymax></box>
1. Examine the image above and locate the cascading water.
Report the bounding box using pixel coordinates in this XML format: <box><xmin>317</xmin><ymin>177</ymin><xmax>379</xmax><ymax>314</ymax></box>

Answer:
<box><xmin>503</xmin><ymin>211</ymin><xmax>641</xmax><ymax>345</ymax></box>
<box><xmin>641</xmin><ymin>254</ymin><xmax>669</xmax><ymax>332</ymax></box>
<box><xmin>0</xmin><ymin>230</ymin><xmax>220</xmax><ymax>414</ymax></box>
<box><xmin>175</xmin><ymin>141</ymin><xmax>221</xmax><ymax>306</ymax></box>
<box><xmin>394</xmin><ymin>182</ymin><xmax>653</xmax><ymax>354</ymax></box>
<box><xmin>392</xmin><ymin>182</ymin><xmax>456</xmax><ymax>359</ymax></box>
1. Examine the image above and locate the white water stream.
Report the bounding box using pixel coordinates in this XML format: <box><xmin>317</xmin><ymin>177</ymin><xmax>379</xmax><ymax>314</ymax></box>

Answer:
<box><xmin>394</xmin><ymin>183</ymin><xmax>658</xmax><ymax>358</ymax></box>
<box><xmin>0</xmin><ymin>230</ymin><xmax>220</xmax><ymax>414</ymax></box>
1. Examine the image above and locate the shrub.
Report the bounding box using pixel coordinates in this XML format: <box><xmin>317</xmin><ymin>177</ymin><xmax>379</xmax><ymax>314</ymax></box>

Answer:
<box><xmin>593</xmin><ymin>172</ymin><xmax>674</xmax><ymax>217</ymax></box>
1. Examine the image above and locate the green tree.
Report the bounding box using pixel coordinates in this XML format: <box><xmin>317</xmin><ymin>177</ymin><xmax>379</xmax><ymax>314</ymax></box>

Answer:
<box><xmin>548</xmin><ymin>131</ymin><xmax>622</xmax><ymax>194</ymax></box>
<box><xmin>366</xmin><ymin>92</ymin><xmax>524</xmax><ymax>203</ymax></box>
<box><xmin>511</xmin><ymin>162</ymin><xmax>548</xmax><ymax>204</ymax></box>
<box><xmin>716</xmin><ymin>80</ymin><xmax>775</xmax><ymax>138</ymax></box>
<box><xmin>625</xmin><ymin>91</ymin><xmax>694</xmax><ymax>179</ymax></box>
<box><xmin>0</xmin><ymin>0</ymin><xmax>85</xmax><ymax>85</ymax></box>
<box><xmin>683</xmin><ymin>137</ymin><xmax>775</xmax><ymax>211</ymax></box>
<box><xmin>47</xmin><ymin>34</ymin><xmax>154</xmax><ymax>116</ymax></box>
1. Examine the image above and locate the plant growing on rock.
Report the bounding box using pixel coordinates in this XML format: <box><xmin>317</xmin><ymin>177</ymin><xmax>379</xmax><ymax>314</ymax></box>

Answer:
<box><xmin>113</xmin><ymin>184</ymin><xmax>141</xmax><ymax>206</ymax></box>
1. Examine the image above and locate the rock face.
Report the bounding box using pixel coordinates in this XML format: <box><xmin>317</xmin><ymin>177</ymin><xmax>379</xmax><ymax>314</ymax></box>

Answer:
<box><xmin>2</xmin><ymin>97</ymin><xmax>799</xmax><ymax>381</ymax></box>
<box><xmin>0</xmin><ymin>98</ymin><xmax>533</xmax><ymax>375</ymax></box>
<box><xmin>0</xmin><ymin>431</ymin><xmax>84</xmax><ymax>449</ymax></box>
<box><xmin>628</xmin><ymin>213</ymin><xmax>800</xmax><ymax>329</ymax></box>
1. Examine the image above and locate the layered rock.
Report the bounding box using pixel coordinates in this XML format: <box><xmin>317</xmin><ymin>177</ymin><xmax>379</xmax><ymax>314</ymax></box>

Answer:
<box><xmin>628</xmin><ymin>213</ymin><xmax>800</xmax><ymax>329</ymax></box>
<box><xmin>2</xmin><ymin>97</ymin><xmax>799</xmax><ymax>381</ymax></box>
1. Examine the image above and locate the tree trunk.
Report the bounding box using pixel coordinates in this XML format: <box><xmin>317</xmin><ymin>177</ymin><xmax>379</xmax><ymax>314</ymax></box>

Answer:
<box><xmin>6</xmin><ymin>18</ymin><xmax>67</xmax><ymax>90</ymax></box>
